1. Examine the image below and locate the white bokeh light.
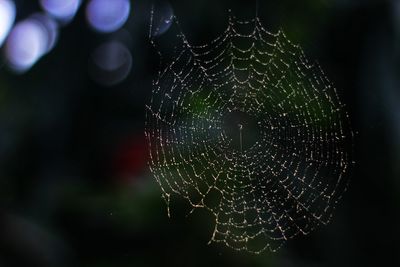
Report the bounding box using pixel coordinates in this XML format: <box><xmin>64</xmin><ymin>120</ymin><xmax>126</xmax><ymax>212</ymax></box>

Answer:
<box><xmin>86</xmin><ymin>0</ymin><xmax>130</xmax><ymax>33</ymax></box>
<box><xmin>40</xmin><ymin>0</ymin><xmax>81</xmax><ymax>23</ymax></box>
<box><xmin>5</xmin><ymin>14</ymin><xmax>59</xmax><ymax>73</ymax></box>
<box><xmin>0</xmin><ymin>0</ymin><xmax>16</xmax><ymax>47</ymax></box>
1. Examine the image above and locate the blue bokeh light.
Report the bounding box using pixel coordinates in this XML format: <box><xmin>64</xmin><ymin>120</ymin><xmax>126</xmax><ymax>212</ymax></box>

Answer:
<box><xmin>86</xmin><ymin>0</ymin><xmax>130</xmax><ymax>33</ymax></box>
<box><xmin>40</xmin><ymin>0</ymin><xmax>81</xmax><ymax>23</ymax></box>
<box><xmin>5</xmin><ymin>14</ymin><xmax>59</xmax><ymax>73</ymax></box>
<box><xmin>150</xmin><ymin>1</ymin><xmax>173</xmax><ymax>37</ymax></box>
<box><xmin>0</xmin><ymin>0</ymin><xmax>16</xmax><ymax>47</ymax></box>
<box><xmin>89</xmin><ymin>41</ymin><xmax>132</xmax><ymax>86</ymax></box>
<box><xmin>30</xmin><ymin>13</ymin><xmax>59</xmax><ymax>53</ymax></box>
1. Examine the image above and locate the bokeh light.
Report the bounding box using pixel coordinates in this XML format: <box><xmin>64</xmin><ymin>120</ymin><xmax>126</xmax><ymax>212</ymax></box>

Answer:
<box><xmin>150</xmin><ymin>1</ymin><xmax>173</xmax><ymax>37</ymax></box>
<box><xmin>89</xmin><ymin>41</ymin><xmax>132</xmax><ymax>86</ymax></box>
<box><xmin>30</xmin><ymin>14</ymin><xmax>59</xmax><ymax>53</ymax></box>
<box><xmin>0</xmin><ymin>0</ymin><xmax>16</xmax><ymax>47</ymax></box>
<box><xmin>40</xmin><ymin>0</ymin><xmax>81</xmax><ymax>23</ymax></box>
<box><xmin>86</xmin><ymin>0</ymin><xmax>130</xmax><ymax>33</ymax></box>
<box><xmin>5</xmin><ymin>14</ymin><xmax>59</xmax><ymax>73</ymax></box>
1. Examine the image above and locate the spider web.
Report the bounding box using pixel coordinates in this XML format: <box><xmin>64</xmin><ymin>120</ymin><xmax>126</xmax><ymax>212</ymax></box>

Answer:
<box><xmin>145</xmin><ymin>10</ymin><xmax>354</xmax><ymax>253</ymax></box>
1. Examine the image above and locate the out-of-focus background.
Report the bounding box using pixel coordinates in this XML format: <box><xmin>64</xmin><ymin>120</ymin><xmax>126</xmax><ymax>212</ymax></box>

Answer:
<box><xmin>0</xmin><ymin>0</ymin><xmax>399</xmax><ymax>266</ymax></box>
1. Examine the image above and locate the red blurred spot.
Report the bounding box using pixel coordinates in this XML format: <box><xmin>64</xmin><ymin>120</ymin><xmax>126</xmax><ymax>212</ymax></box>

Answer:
<box><xmin>112</xmin><ymin>134</ymin><xmax>148</xmax><ymax>184</ymax></box>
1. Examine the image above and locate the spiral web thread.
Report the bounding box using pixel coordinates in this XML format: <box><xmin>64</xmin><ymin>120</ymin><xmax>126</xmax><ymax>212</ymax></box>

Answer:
<box><xmin>145</xmin><ymin>11</ymin><xmax>354</xmax><ymax>253</ymax></box>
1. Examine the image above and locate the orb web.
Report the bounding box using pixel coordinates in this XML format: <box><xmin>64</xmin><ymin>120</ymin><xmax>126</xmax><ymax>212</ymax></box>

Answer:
<box><xmin>145</xmin><ymin>11</ymin><xmax>354</xmax><ymax>253</ymax></box>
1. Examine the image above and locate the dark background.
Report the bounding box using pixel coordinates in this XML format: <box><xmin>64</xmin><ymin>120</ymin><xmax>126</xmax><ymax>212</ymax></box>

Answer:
<box><xmin>0</xmin><ymin>0</ymin><xmax>399</xmax><ymax>266</ymax></box>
